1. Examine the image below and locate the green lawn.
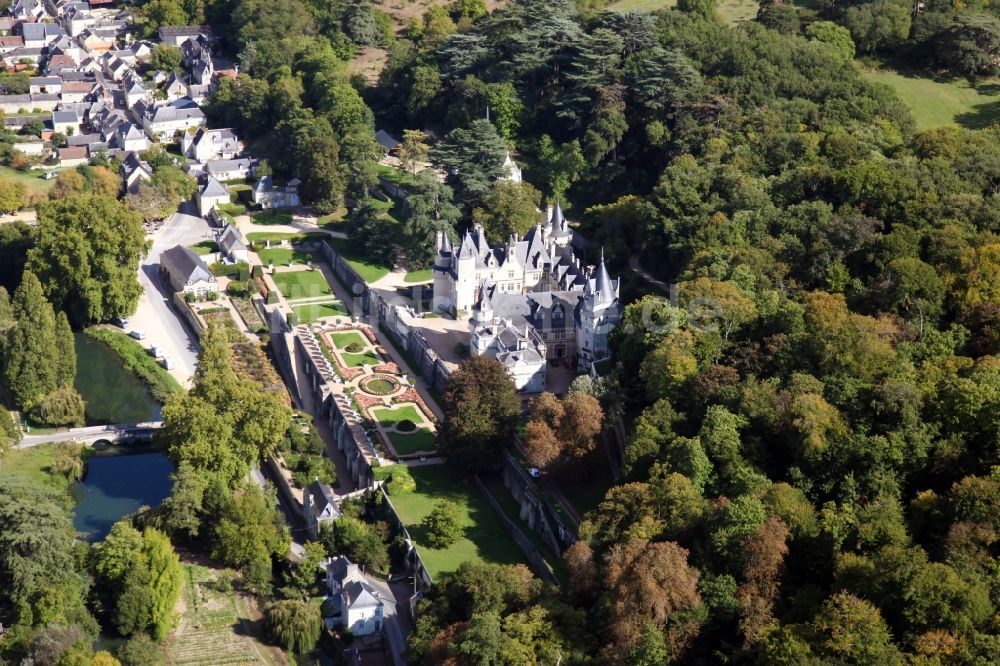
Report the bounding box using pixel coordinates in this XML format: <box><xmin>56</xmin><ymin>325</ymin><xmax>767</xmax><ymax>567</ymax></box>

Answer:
<box><xmin>389</xmin><ymin>464</ymin><xmax>526</xmax><ymax>578</ymax></box>
<box><xmin>609</xmin><ymin>0</ymin><xmax>758</xmax><ymax>22</ymax></box>
<box><xmin>342</xmin><ymin>351</ymin><xmax>382</xmax><ymax>367</ymax></box>
<box><xmin>0</xmin><ymin>442</ymin><xmax>86</xmax><ymax>497</ymax></box>
<box><xmin>482</xmin><ymin>474</ymin><xmax>568</xmax><ymax>584</ymax></box>
<box><xmin>292</xmin><ymin>301</ymin><xmax>348</xmax><ymax>323</ymax></box>
<box><xmin>270</xmin><ymin>270</ymin><xmax>333</xmax><ymax>300</ymax></box>
<box><xmin>404</xmin><ymin>268</ymin><xmax>432</xmax><ymax>283</ymax></box>
<box><xmin>318</xmin><ymin>209</ymin><xmax>348</xmax><ymax>228</ymax></box>
<box><xmin>0</xmin><ymin>166</ymin><xmax>54</xmax><ymax>196</ymax></box>
<box><xmin>189</xmin><ymin>240</ymin><xmax>216</xmax><ymax>255</ymax></box>
<box><xmin>386</xmin><ymin>428</ymin><xmax>436</xmax><ymax>454</ymax></box>
<box><xmin>257</xmin><ymin>247</ymin><xmax>317</xmax><ymax>266</ymax></box>
<box><xmin>862</xmin><ymin>67</ymin><xmax>1000</xmax><ymax>130</ymax></box>
<box><xmin>328</xmin><ymin>330</ymin><xmax>368</xmax><ymax>350</ymax></box>
<box><xmin>247</xmin><ymin>231</ymin><xmax>327</xmax><ymax>243</ymax></box>
<box><xmin>251</xmin><ymin>209</ymin><xmax>293</xmax><ymax>226</ymax></box>
<box><xmin>325</xmin><ymin>237</ymin><xmax>391</xmax><ymax>283</ymax></box>
<box><xmin>371</xmin><ymin>404</ymin><xmax>424</xmax><ymax>427</ymax></box>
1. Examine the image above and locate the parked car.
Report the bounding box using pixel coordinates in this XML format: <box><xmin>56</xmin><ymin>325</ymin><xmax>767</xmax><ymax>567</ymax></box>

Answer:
<box><xmin>129</xmin><ymin>330</ymin><xmax>146</xmax><ymax>340</ymax></box>
<box><xmin>528</xmin><ymin>468</ymin><xmax>541</xmax><ymax>478</ymax></box>
<box><xmin>161</xmin><ymin>355</ymin><xmax>175</xmax><ymax>370</ymax></box>
<box><xmin>149</xmin><ymin>345</ymin><xmax>163</xmax><ymax>358</ymax></box>
<box><xmin>114</xmin><ymin>317</ymin><xmax>128</xmax><ymax>328</ymax></box>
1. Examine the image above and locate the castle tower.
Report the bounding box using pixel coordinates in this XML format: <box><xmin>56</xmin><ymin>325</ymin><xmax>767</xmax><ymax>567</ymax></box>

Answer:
<box><xmin>577</xmin><ymin>250</ymin><xmax>622</xmax><ymax>371</ymax></box>
<box><xmin>432</xmin><ymin>230</ymin><xmax>454</xmax><ymax>314</ymax></box>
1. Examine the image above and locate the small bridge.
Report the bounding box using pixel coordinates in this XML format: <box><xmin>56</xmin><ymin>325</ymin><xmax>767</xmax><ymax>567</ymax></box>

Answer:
<box><xmin>17</xmin><ymin>421</ymin><xmax>165</xmax><ymax>449</ymax></box>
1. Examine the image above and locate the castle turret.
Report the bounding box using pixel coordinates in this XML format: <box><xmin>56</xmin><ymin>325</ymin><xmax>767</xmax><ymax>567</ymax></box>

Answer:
<box><xmin>577</xmin><ymin>250</ymin><xmax>622</xmax><ymax>371</ymax></box>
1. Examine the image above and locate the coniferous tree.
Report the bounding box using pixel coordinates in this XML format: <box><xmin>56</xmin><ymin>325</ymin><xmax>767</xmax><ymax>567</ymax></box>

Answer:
<box><xmin>55</xmin><ymin>310</ymin><xmax>76</xmax><ymax>388</ymax></box>
<box><xmin>6</xmin><ymin>271</ymin><xmax>59</xmax><ymax>410</ymax></box>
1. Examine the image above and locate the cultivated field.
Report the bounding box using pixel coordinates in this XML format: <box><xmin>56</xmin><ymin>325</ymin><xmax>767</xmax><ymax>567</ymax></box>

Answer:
<box><xmin>167</xmin><ymin>562</ymin><xmax>286</xmax><ymax>666</ymax></box>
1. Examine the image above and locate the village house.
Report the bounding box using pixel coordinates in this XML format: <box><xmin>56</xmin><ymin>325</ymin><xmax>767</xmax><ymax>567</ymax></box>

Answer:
<box><xmin>252</xmin><ymin>175</ymin><xmax>300</xmax><ymax>209</ymax></box>
<box><xmin>323</xmin><ymin>556</ymin><xmax>385</xmax><ymax>636</ymax></box>
<box><xmin>57</xmin><ymin>145</ymin><xmax>87</xmax><ymax>166</ymax></box>
<box><xmin>0</xmin><ymin>35</ymin><xmax>24</xmax><ymax>54</ymax></box>
<box><xmin>159</xmin><ymin>244</ymin><xmax>216</xmax><ymax>297</ymax></box>
<box><xmin>302</xmin><ymin>480</ymin><xmax>340</xmax><ymax>539</ymax></box>
<box><xmin>204</xmin><ymin>157</ymin><xmax>254</xmax><ymax>182</ymax></box>
<box><xmin>21</xmin><ymin>22</ymin><xmax>64</xmax><ymax>48</ymax></box>
<box><xmin>181</xmin><ymin>127</ymin><xmax>241</xmax><ymax>163</ymax></box>
<box><xmin>51</xmin><ymin>109</ymin><xmax>79</xmax><ymax>135</ymax></box>
<box><xmin>158</xmin><ymin>25</ymin><xmax>213</xmax><ymax>47</ymax></box>
<box><xmin>29</xmin><ymin>75</ymin><xmax>61</xmax><ymax>94</ymax></box>
<box><xmin>140</xmin><ymin>102</ymin><xmax>205</xmax><ymax>141</ymax></box>
<box><xmin>120</xmin><ymin>150</ymin><xmax>151</xmax><ymax>194</ymax></box>
<box><xmin>196</xmin><ymin>175</ymin><xmax>229</xmax><ymax>217</ymax></box>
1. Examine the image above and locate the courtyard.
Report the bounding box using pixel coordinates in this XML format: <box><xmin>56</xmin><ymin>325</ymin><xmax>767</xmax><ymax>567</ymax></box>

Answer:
<box><xmin>314</xmin><ymin>324</ymin><xmax>438</xmax><ymax>458</ymax></box>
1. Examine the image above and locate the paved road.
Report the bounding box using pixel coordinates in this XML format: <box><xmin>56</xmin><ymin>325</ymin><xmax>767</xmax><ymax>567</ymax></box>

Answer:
<box><xmin>17</xmin><ymin>421</ymin><xmax>164</xmax><ymax>448</ymax></box>
<box><xmin>366</xmin><ymin>576</ymin><xmax>412</xmax><ymax>666</ymax></box>
<box><xmin>133</xmin><ymin>204</ymin><xmax>211</xmax><ymax>386</ymax></box>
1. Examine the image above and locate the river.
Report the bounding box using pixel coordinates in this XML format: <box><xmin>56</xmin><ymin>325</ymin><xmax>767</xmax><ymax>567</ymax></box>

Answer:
<box><xmin>74</xmin><ymin>331</ymin><xmax>161</xmax><ymax>425</ymax></box>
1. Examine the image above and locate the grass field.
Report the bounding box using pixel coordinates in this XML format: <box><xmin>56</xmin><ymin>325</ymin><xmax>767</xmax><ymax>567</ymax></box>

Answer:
<box><xmin>0</xmin><ymin>166</ymin><xmax>54</xmax><ymax>196</ymax></box>
<box><xmin>247</xmin><ymin>231</ymin><xmax>326</xmax><ymax>243</ymax></box>
<box><xmin>328</xmin><ymin>330</ymin><xmax>368</xmax><ymax>350</ymax></box>
<box><xmin>389</xmin><ymin>464</ymin><xmax>526</xmax><ymax>577</ymax></box>
<box><xmin>189</xmin><ymin>240</ymin><xmax>216</xmax><ymax>255</ymax></box>
<box><xmin>609</xmin><ymin>0</ymin><xmax>758</xmax><ymax>22</ymax></box>
<box><xmin>862</xmin><ymin>67</ymin><xmax>1000</xmax><ymax>129</ymax></box>
<box><xmin>371</xmin><ymin>404</ymin><xmax>424</xmax><ymax>427</ymax></box>
<box><xmin>404</xmin><ymin>268</ymin><xmax>432</xmax><ymax>283</ymax></box>
<box><xmin>251</xmin><ymin>209</ymin><xmax>293</xmax><ymax>226</ymax></box>
<box><xmin>342</xmin><ymin>350</ymin><xmax>382</xmax><ymax>367</ymax></box>
<box><xmin>168</xmin><ymin>563</ymin><xmax>285</xmax><ymax>666</ymax></box>
<box><xmin>318</xmin><ymin>209</ymin><xmax>348</xmax><ymax>229</ymax></box>
<box><xmin>325</xmin><ymin>237</ymin><xmax>390</xmax><ymax>283</ymax></box>
<box><xmin>0</xmin><ymin>442</ymin><xmax>85</xmax><ymax>497</ymax></box>
<box><xmin>386</xmin><ymin>429</ymin><xmax>436</xmax><ymax>454</ymax></box>
<box><xmin>257</xmin><ymin>247</ymin><xmax>318</xmax><ymax>266</ymax></box>
<box><xmin>270</xmin><ymin>269</ymin><xmax>332</xmax><ymax>301</ymax></box>
<box><xmin>292</xmin><ymin>300</ymin><xmax>348</xmax><ymax>323</ymax></box>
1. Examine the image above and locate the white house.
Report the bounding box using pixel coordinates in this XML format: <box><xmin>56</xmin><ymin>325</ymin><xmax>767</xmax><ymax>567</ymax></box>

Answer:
<box><xmin>141</xmin><ymin>102</ymin><xmax>205</xmax><ymax>142</ymax></box>
<box><xmin>216</xmin><ymin>223</ymin><xmax>249</xmax><ymax>264</ymax></box>
<box><xmin>181</xmin><ymin>127</ymin><xmax>241</xmax><ymax>163</ymax></box>
<box><xmin>302</xmin><ymin>480</ymin><xmax>340</xmax><ymax>539</ymax></box>
<box><xmin>252</xmin><ymin>176</ymin><xmax>300</xmax><ymax>209</ymax></box>
<box><xmin>323</xmin><ymin>556</ymin><xmax>385</xmax><ymax>637</ymax></box>
<box><xmin>51</xmin><ymin>109</ymin><xmax>79</xmax><ymax>135</ymax></box>
<box><xmin>159</xmin><ymin>244</ymin><xmax>217</xmax><ymax>297</ymax></box>
<box><xmin>196</xmin><ymin>176</ymin><xmax>229</xmax><ymax>217</ymax></box>
<box><xmin>205</xmin><ymin>157</ymin><xmax>254</xmax><ymax>182</ymax></box>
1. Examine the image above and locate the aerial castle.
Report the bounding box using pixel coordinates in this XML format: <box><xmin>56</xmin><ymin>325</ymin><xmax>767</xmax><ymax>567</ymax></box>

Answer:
<box><xmin>432</xmin><ymin>204</ymin><xmax>621</xmax><ymax>391</ymax></box>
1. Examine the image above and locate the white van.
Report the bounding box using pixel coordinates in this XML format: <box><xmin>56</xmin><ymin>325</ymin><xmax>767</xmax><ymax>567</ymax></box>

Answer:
<box><xmin>129</xmin><ymin>330</ymin><xmax>146</xmax><ymax>340</ymax></box>
<box><xmin>149</xmin><ymin>345</ymin><xmax>163</xmax><ymax>358</ymax></box>
<box><xmin>161</xmin><ymin>356</ymin><xmax>175</xmax><ymax>370</ymax></box>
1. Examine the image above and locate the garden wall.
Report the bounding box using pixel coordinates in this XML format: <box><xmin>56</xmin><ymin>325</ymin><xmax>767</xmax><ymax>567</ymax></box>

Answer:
<box><xmin>318</xmin><ymin>240</ymin><xmax>369</xmax><ymax>313</ymax></box>
<box><xmin>500</xmin><ymin>449</ymin><xmax>578</xmax><ymax>556</ymax></box>
<box><xmin>371</xmin><ymin>292</ymin><xmax>452</xmax><ymax>392</ymax></box>
<box><xmin>474</xmin><ymin>477</ymin><xmax>559</xmax><ymax>585</ymax></box>
<box><xmin>376</xmin><ymin>485</ymin><xmax>435</xmax><ymax>591</ymax></box>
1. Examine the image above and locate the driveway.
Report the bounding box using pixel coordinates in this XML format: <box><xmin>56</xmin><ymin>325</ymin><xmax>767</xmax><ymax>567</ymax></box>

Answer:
<box><xmin>132</xmin><ymin>205</ymin><xmax>211</xmax><ymax>386</ymax></box>
<box><xmin>365</xmin><ymin>576</ymin><xmax>412</xmax><ymax>666</ymax></box>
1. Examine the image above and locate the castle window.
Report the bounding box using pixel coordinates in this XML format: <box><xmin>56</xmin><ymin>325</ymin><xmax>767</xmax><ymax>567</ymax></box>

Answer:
<box><xmin>555</xmin><ymin>330</ymin><xmax>565</xmax><ymax>340</ymax></box>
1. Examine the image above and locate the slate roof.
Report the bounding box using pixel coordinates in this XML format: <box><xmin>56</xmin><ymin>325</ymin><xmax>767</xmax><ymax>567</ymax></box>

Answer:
<box><xmin>306</xmin><ymin>480</ymin><xmax>340</xmax><ymax>521</ymax></box>
<box><xmin>200</xmin><ymin>176</ymin><xmax>228</xmax><ymax>198</ymax></box>
<box><xmin>375</xmin><ymin>129</ymin><xmax>399</xmax><ymax>150</ymax></box>
<box><xmin>205</xmin><ymin>157</ymin><xmax>252</xmax><ymax>177</ymax></box>
<box><xmin>342</xmin><ymin>580</ymin><xmax>381</xmax><ymax>610</ymax></box>
<box><xmin>217</xmin><ymin>223</ymin><xmax>246</xmax><ymax>255</ymax></box>
<box><xmin>160</xmin><ymin>244</ymin><xmax>213</xmax><ymax>285</ymax></box>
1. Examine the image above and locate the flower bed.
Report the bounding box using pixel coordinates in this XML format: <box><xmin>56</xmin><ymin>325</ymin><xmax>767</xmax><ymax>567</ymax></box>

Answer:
<box><xmin>398</xmin><ymin>387</ymin><xmax>436</xmax><ymax>423</ymax></box>
<box><xmin>373</xmin><ymin>362</ymin><xmax>400</xmax><ymax>374</ymax></box>
<box><xmin>360</xmin><ymin>375</ymin><xmax>397</xmax><ymax>396</ymax></box>
<box><xmin>354</xmin><ymin>392</ymin><xmax>383</xmax><ymax>411</ymax></box>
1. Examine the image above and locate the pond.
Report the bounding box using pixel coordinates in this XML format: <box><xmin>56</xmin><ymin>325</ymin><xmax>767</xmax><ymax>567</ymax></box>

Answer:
<box><xmin>74</xmin><ymin>331</ymin><xmax>161</xmax><ymax>425</ymax></box>
<box><xmin>72</xmin><ymin>451</ymin><xmax>174</xmax><ymax>541</ymax></box>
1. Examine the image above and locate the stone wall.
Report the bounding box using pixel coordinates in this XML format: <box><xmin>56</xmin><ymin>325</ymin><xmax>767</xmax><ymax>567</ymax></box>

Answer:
<box><xmin>500</xmin><ymin>449</ymin><xmax>578</xmax><ymax>556</ymax></box>
<box><xmin>371</xmin><ymin>291</ymin><xmax>452</xmax><ymax>392</ymax></box>
<box><xmin>474</xmin><ymin>477</ymin><xmax>559</xmax><ymax>585</ymax></box>
<box><xmin>318</xmin><ymin>240</ymin><xmax>369</xmax><ymax>313</ymax></box>
<box><xmin>376</xmin><ymin>485</ymin><xmax>434</xmax><ymax>590</ymax></box>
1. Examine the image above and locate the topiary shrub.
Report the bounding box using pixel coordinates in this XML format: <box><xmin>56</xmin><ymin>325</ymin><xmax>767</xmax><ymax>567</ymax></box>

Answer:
<box><xmin>345</xmin><ymin>342</ymin><xmax>363</xmax><ymax>353</ymax></box>
<box><xmin>396</xmin><ymin>419</ymin><xmax>416</xmax><ymax>432</ymax></box>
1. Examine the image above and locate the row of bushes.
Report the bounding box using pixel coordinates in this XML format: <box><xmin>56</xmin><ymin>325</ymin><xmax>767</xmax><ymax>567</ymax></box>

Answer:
<box><xmin>84</xmin><ymin>327</ymin><xmax>182</xmax><ymax>403</ymax></box>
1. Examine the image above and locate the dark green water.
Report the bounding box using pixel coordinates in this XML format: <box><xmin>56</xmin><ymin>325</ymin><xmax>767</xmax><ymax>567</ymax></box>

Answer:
<box><xmin>73</xmin><ymin>332</ymin><xmax>161</xmax><ymax>425</ymax></box>
<box><xmin>72</xmin><ymin>451</ymin><xmax>174</xmax><ymax>541</ymax></box>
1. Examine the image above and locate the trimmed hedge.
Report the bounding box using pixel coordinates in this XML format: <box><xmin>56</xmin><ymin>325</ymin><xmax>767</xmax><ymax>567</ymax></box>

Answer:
<box><xmin>84</xmin><ymin>327</ymin><xmax>182</xmax><ymax>403</ymax></box>
<box><xmin>372</xmin><ymin>464</ymin><xmax>416</xmax><ymax>494</ymax></box>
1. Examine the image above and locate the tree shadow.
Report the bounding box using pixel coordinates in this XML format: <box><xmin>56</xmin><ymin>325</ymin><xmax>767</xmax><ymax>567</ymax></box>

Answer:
<box><xmin>955</xmin><ymin>100</ymin><xmax>1000</xmax><ymax>130</ymax></box>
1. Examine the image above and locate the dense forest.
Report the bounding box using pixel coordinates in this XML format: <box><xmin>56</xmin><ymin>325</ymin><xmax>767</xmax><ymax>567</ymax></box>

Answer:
<box><xmin>2</xmin><ymin>0</ymin><xmax>1000</xmax><ymax>663</ymax></box>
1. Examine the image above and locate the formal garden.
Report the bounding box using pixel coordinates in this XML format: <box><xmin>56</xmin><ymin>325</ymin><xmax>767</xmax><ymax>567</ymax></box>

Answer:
<box><xmin>313</xmin><ymin>324</ymin><xmax>438</xmax><ymax>458</ymax></box>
